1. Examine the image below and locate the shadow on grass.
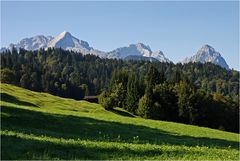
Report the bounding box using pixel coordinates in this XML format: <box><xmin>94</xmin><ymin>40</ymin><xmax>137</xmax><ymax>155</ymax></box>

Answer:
<box><xmin>1</xmin><ymin>93</ymin><xmax>38</xmax><ymax>107</ymax></box>
<box><xmin>1</xmin><ymin>105</ymin><xmax>239</xmax><ymax>151</ymax></box>
<box><xmin>1</xmin><ymin>134</ymin><xmax>206</xmax><ymax>160</ymax></box>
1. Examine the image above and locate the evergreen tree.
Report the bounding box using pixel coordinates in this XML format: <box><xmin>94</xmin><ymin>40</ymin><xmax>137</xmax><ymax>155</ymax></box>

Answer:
<box><xmin>20</xmin><ymin>74</ymin><xmax>30</xmax><ymax>89</ymax></box>
<box><xmin>175</xmin><ymin>81</ymin><xmax>194</xmax><ymax>123</ymax></box>
<box><xmin>146</xmin><ymin>65</ymin><xmax>161</xmax><ymax>86</ymax></box>
<box><xmin>125</xmin><ymin>73</ymin><xmax>139</xmax><ymax>113</ymax></box>
<box><xmin>137</xmin><ymin>94</ymin><xmax>152</xmax><ymax>118</ymax></box>
<box><xmin>152</xmin><ymin>83</ymin><xmax>178</xmax><ymax>121</ymax></box>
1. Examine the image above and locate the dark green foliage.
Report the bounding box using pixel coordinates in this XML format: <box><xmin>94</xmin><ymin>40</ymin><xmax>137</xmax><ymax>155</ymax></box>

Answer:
<box><xmin>146</xmin><ymin>64</ymin><xmax>162</xmax><ymax>86</ymax></box>
<box><xmin>1</xmin><ymin>48</ymin><xmax>239</xmax><ymax>99</ymax></box>
<box><xmin>104</xmin><ymin>65</ymin><xmax>239</xmax><ymax>133</ymax></box>
<box><xmin>137</xmin><ymin>94</ymin><xmax>152</xmax><ymax>118</ymax></box>
<box><xmin>98</xmin><ymin>91</ymin><xmax>114</xmax><ymax>110</ymax></box>
<box><xmin>175</xmin><ymin>81</ymin><xmax>195</xmax><ymax>123</ymax></box>
<box><xmin>126</xmin><ymin>73</ymin><xmax>139</xmax><ymax>113</ymax></box>
<box><xmin>110</xmin><ymin>83</ymin><xmax>127</xmax><ymax>108</ymax></box>
<box><xmin>152</xmin><ymin>83</ymin><xmax>178</xmax><ymax>121</ymax></box>
<box><xmin>1</xmin><ymin>48</ymin><xmax>119</xmax><ymax>99</ymax></box>
<box><xmin>20</xmin><ymin>74</ymin><xmax>30</xmax><ymax>89</ymax></box>
<box><xmin>0</xmin><ymin>68</ymin><xmax>16</xmax><ymax>84</ymax></box>
<box><xmin>99</xmin><ymin>83</ymin><xmax>127</xmax><ymax>109</ymax></box>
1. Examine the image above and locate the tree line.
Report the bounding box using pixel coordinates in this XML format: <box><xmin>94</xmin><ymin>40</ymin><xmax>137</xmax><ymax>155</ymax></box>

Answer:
<box><xmin>99</xmin><ymin>65</ymin><xmax>239</xmax><ymax>132</ymax></box>
<box><xmin>0</xmin><ymin>48</ymin><xmax>239</xmax><ymax>132</ymax></box>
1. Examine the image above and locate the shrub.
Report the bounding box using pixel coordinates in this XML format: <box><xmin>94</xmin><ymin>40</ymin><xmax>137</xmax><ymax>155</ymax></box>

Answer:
<box><xmin>99</xmin><ymin>91</ymin><xmax>114</xmax><ymax>110</ymax></box>
<box><xmin>0</xmin><ymin>68</ymin><xmax>16</xmax><ymax>84</ymax></box>
<box><xmin>137</xmin><ymin>95</ymin><xmax>152</xmax><ymax>118</ymax></box>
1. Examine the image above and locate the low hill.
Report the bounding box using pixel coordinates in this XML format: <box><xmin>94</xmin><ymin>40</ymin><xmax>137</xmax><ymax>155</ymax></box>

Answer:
<box><xmin>1</xmin><ymin>83</ymin><xmax>239</xmax><ymax>160</ymax></box>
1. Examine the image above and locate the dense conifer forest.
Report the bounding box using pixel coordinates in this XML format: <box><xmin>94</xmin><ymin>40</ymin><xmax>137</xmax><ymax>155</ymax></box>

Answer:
<box><xmin>0</xmin><ymin>48</ymin><xmax>239</xmax><ymax>132</ymax></box>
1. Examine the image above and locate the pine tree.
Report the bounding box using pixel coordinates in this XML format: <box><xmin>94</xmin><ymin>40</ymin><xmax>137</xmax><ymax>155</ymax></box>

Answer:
<box><xmin>147</xmin><ymin>65</ymin><xmax>161</xmax><ymax>86</ymax></box>
<box><xmin>126</xmin><ymin>73</ymin><xmax>139</xmax><ymax>113</ymax></box>
<box><xmin>136</xmin><ymin>65</ymin><xmax>157</xmax><ymax>118</ymax></box>
<box><xmin>175</xmin><ymin>81</ymin><xmax>194</xmax><ymax>123</ymax></box>
<box><xmin>137</xmin><ymin>94</ymin><xmax>152</xmax><ymax>118</ymax></box>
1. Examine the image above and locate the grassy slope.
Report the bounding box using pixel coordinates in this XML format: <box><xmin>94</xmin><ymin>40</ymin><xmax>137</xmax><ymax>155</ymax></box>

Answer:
<box><xmin>0</xmin><ymin>83</ymin><xmax>239</xmax><ymax>160</ymax></box>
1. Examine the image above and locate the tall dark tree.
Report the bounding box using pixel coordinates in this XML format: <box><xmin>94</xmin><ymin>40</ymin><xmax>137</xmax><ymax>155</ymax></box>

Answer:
<box><xmin>125</xmin><ymin>73</ymin><xmax>139</xmax><ymax>113</ymax></box>
<box><xmin>152</xmin><ymin>83</ymin><xmax>178</xmax><ymax>121</ymax></box>
<box><xmin>146</xmin><ymin>65</ymin><xmax>161</xmax><ymax>86</ymax></box>
<box><xmin>175</xmin><ymin>81</ymin><xmax>194</xmax><ymax>123</ymax></box>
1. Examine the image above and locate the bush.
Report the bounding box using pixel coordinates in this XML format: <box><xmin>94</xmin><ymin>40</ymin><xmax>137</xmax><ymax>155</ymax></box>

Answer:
<box><xmin>136</xmin><ymin>95</ymin><xmax>152</xmax><ymax>118</ymax></box>
<box><xmin>99</xmin><ymin>91</ymin><xmax>114</xmax><ymax>110</ymax></box>
<box><xmin>0</xmin><ymin>68</ymin><xmax>16</xmax><ymax>84</ymax></box>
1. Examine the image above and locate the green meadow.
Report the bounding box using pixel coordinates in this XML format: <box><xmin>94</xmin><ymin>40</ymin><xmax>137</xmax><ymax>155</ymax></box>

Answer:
<box><xmin>1</xmin><ymin>83</ymin><xmax>239</xmax><ymax>160</ymax></box>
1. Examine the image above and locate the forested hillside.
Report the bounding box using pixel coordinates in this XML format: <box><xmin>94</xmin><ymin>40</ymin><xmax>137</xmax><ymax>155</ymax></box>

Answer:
<box><xmin>0</xmin><ymin>48</ymin><xmax>239</xmax><ymax>132</ymax></box>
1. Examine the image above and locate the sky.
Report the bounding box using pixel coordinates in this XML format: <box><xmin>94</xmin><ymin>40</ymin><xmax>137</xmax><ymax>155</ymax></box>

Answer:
<box><xmin>1</xmin><ymin>1</ymin><xmax>239</xmax><ymax>69</ymax></box>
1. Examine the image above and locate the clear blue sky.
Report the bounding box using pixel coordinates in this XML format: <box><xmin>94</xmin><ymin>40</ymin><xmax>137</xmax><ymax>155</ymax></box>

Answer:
<box><xmin>1</xmin><ymin>1</ymin><xmax>239</xmax><ymax>69</ymax></box>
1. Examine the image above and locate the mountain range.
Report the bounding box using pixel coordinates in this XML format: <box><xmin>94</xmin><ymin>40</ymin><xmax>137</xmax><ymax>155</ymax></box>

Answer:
<box><xmin>1</xmin><ymin>31</ymin><xmax>230</xmax><ymax>69</ymax></box>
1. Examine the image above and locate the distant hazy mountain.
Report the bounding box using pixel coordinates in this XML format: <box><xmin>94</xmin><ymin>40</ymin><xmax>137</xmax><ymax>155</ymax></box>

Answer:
<box><xmin>8</xmin><ymin>35</ymin><xmax>53</xmax><ymax>51</ymax></box>
<box><xmin>182</xmin><ymin>45</ymin><xmax>229</xmax><ymax>69</ymax></box>
<box><xmin>107</xmin><ymin>43</ymin><xmax>171</xmax><ymax>63</ymax></box>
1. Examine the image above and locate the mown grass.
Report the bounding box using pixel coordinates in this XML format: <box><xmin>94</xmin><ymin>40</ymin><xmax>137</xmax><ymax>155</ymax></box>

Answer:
<box><xmin>0</xmin><ymin>83</ymin><xmax>239</xmax><ymax>160</ymax></box>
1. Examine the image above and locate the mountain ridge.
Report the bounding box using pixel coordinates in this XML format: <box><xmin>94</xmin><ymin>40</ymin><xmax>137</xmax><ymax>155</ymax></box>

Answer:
<box><xmin>1</xmin><ymin>31</ymin><xmax>171</xmax><ymax>63</ymax></box>
<box><xmin>1</xmin><ymin>31</ymin><xmax>230</xmax><ymax>68</ymax></box>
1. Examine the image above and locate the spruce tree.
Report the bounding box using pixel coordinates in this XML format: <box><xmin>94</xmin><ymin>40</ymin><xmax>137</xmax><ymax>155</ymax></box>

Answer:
<box><xmin>126</xmin><ymin>73</ymin><xmax>139</xmax><ymax>113</ymax></box>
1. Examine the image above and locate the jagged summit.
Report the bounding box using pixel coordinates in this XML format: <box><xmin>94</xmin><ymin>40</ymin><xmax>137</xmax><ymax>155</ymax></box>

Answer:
<box><xmin>135</xmin><ymin>43</ymin><xmax>152</xmax><ymax>51</ymax></box>
<box><xmin>106</xmin><ymin>43</ymin><xmax>171</xmax><ymax>63</ymax></box>
<box><xmin>197</xmin><ymin>44</ymin><xmax>218</xmax><ymax>56</ymax></box>
<box><xmin>7</xmin><ymin>35</ymin><xmax>53</xmax><ymax>51</ymax></box>
<box><xmin>182</xmin><ymin>44</ymin><xmax>229</xmax><ymax>69</ymax></box>
<box><xmin>201</xmin><ymin>44</ymin><xmax>215</xmax><ymax>50</ymax></box>
<box><xmin>61</xmin><ymin>31</ymin><xmax>71</xmax><ymax>36</ymax></box>
<box><xmin>48</xmin><ymin>31</ymin><xmax>91</xmax><ymax>51</ymax></box>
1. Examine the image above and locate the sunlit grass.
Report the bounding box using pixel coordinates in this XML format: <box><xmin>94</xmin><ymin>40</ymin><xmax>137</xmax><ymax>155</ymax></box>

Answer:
<box><xmin>1</xmin><ymin>83</ymin><xmax>239</xmax><ymax>160</ymax></box>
